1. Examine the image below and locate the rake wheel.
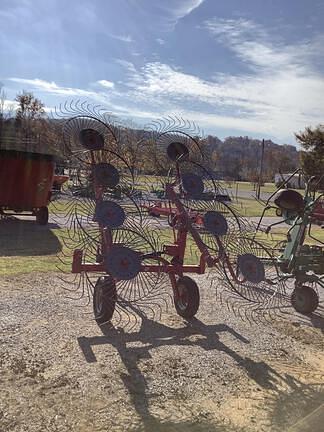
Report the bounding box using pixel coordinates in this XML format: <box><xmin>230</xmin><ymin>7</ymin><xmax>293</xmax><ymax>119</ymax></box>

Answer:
<box><xmin>214</xmin><ymin>235</ymin><xmax>286</xmax><ymax>307</ymax></box>
<box><xmin>291</xmin><ymin>286</ymin><xmax>319</xmax><ymax>314</ymax></box>
<box><xmin>174</xmin><ymin>276</ymin><xmax>200</xmax><ymax>318</ymax></box>
<box><xmin>93</xmin><ymin>276</ymin><xmax>117</xmax><ymax>324</ymax></box>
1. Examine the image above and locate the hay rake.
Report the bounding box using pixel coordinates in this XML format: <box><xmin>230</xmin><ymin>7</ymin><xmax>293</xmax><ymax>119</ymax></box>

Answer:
<box><xmin>255</xmin><ymin>170</ymin><xmax>324</xmax><ymax>315</ymax></box>
<box><xmin>54</xmin><ymin>102</ymin><xmax>286</xmax><ymax>326</ymax></box>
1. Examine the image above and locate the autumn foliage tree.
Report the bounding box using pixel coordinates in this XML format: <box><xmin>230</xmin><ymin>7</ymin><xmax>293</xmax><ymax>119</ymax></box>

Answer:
<box><xmin>295</xmin><ymin>125</ymin><xmax>324</xmax><ymax>187</ymax></box>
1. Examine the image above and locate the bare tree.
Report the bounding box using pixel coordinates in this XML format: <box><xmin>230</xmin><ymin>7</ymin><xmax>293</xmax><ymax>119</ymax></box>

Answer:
<box><xmin>0</xmin><ymin>85</ymin><xmax>15</xmax><ymax>146</ymax></box>
<box><xmin>14</xmin><ymin>91</ymin><xmax>46</xmax><ymax>140</ymax></box>
<box><xmin>15</xmin><ymin>91</ymin><xmax>45</xmax><ymax>121</ymax></box>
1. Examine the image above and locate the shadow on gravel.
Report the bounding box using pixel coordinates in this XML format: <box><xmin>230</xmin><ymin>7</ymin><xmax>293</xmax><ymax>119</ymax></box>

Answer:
<box><xmin>263</xmin><ymin>381</ymin><xmax>324</xmax><ymax>431</ymax></box>
<box><xmin>310</xmin><ymin>306</ymin><xmax>324</xmax><ymax>334</ymax></box>
<box><xmin>127</xmin><ymin>418</ymin><xmax>246</xmax><ymax>432</ymax></box>
<box><xmin>277</xmin><ymin>304</ymin><xmax>324</xmax><ymax>340</ymax></box>
<box><xmin>77</xmin><ymin>311</ymin><xmax>288</xmax><ymax>431</ymax></box>
<box><xmin>78</xmin><ymin>308</ymin><xmax>324</xmax><ymax>431</ymax></box>
<box><xmin>0</xmin><ymin>218</ymin><xmax>61</xmax><ymax>256</ymax></box>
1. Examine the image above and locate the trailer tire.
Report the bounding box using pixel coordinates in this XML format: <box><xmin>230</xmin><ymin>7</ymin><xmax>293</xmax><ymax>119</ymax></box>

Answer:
<box><xmin>93</xmin><ymin>277</ymin><xmax>117</xmax><ymax>324</ymax></box>
<box><xmin>291</xmin><ymin>286</ymin><xmax>319</xmax><ymax>314</ymax></box>
<box><xmin>174</xmin><ymin>276</ymin><xmax>200</xmax><ymax>318</ymax></box>
<box><xmin>36</xmin><ymin>206</ymin><xmax>49</xmax><ymax>225</ymax></box>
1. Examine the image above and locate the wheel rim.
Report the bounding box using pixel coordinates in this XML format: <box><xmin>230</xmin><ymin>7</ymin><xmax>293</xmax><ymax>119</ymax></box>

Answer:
<box><xmin>293</xmin><ymin>289</ymin><xmax>310</xmax><ymax>310</ymax></box>
<box><xmin>295</xmin><ymin>293</ymin><xmax>305</xmax><ymax>308</ymax></box>
<box><xmin>177</xmin><ymin>284</ymin><xmax>189</xmax><ymax>311</ymax></box>
<box><xmin>95</xmin><ymin>285</ymin><xmax>103</xmax><ymax>315</ymax></box>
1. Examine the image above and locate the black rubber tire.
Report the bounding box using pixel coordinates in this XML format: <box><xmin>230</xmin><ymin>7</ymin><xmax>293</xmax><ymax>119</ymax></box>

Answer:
<box><xmin>93</xmin><ymin>277</ymin><xmax>117</xmax><ymax>324</ymax></box>
<box><xmin>174</xmin><ymin>276</ymin><xmax>200</xmax><ymax>318</ymax></box>
<box><xmin>291</xmin><ymin>286</ymin><xmax>319</xmax><ymax>314</ymax></box>
<box><xmin>36</xmin><ymin>206</ymin><xmax>49</xmax><ymax>225</ymax></box>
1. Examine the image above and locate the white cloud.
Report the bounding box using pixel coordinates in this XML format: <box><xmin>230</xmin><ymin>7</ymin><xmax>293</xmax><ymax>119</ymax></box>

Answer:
<box><xmin>156</xmin><ymin>38</ymin><xmax>165</xmax><ymax>45</ymax></box>
<box><xmin>110</xmin><ymin>34</ymin><xmax>133</xmax><ymax>43</ymax></box>
<box><xmin>2</xmin><ymin>99</ymin><xmax>18</xmax><ymax>111</ymax></box>
<box><xmin>114</xmin><ymin>59</ymin><xmax>144</xmax><ymax>87</ymax></box>
<box><xmin>4</xmin><ymin>76</ymin><xmax>158</xmax><ymax>121</ymax></box>
<box><xmin>203</xmin><ymin>18</ymin><xmax>316</xmax><ymax>72</ymax></box>
<box><xmin>170</xmin><ymin>0</ymin><xmax>204</xmax><ymax>21</ymax></box>
<box><xmin>115</xmin><ymin>19</ymin><xmax>324</xmax><ymax>141</ymax></box>
<box><xmin>115</xmin><ymin>59</ymin><xmax>138</xmax><ymax>74</ymax></box>
<box><xmin>204</xmin><ymin>18</ymin><xmax>264</xmax><ymax>41</ymax></box>
<box><xmin>8</xmin><ymin>78</ymin><xmax>98</xmax><ymax>98</ymax></box>
<box><xmin>6</xmin><ymin>18</ymin><xmax>324</xmax><ymax>142</ymax></box>
<box><xmin>96</xmin><ymin>79</ymin><xmax>115</xmax><ymax>89</ymax></box>
<box><xmin>142</xmin><ymin>0</ymin><xmax>204</xmax><ymax>30</ymax></box>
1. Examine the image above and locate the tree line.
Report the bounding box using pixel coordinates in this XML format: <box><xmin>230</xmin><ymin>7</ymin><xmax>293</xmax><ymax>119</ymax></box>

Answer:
<box><xmin>0</xmin><ymin>89</ymin><xmax>323</xmax><ymax>184</ymax></box>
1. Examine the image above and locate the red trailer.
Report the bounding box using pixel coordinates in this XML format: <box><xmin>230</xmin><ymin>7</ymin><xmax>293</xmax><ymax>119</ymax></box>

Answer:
<box><xmin>0</xmin><ymin>149</ymin><xmax>55</xmax><ymax>224</ymax></box>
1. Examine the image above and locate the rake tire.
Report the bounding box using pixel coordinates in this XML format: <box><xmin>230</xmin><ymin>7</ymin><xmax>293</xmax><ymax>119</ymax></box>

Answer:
<box><xmin>174</xmin><ymin>276</ymin><xmax>200</xmax><ymax>319</ymax></box>
<box><xmin>93</xmin><ymin>276</ymin><xmax>117</xmax><ymax>325</ymax></box>
<box><xmin>291</xmin><ymin>286</ymin><xmax>319</xmax><ymax>314</ymax></box>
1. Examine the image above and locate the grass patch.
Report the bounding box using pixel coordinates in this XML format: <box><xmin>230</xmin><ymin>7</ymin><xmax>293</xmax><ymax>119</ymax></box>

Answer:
<box><xmin>233</xmin><ymin>197</ymin><xmax>276</xmax><ymax>217</ymax></box>
<box><xmin>1</xmin><ymin>214</ymin><xmax>323</xmax><ymax>276</ymax></box>
<box><xmin>157</xmin><ymin>229</ymin><xmax>200</xmax><ymax>265</ymax></box>
<box><xmin>0</xmin><ymin>221</ymin><xmax>70</xmax><ymax>276</ymax></box>
<box><xmin>0</xmin><ymin>219</ymin><xmax>201</xmax><ymax>276</ymax></box>
<box><xmin>49</xmin><ymin>199</ymin><xmax>95</xmax><ymax>216</ymax></box>
<box><xmin>0</xmin><ymin>253</ymin><xmax>63</xmax><ymax>275</ymax></box>
<box><xmin>49</xmin><ymin>199</ymin><xmax>72</xmax><ymax>214</ymax></box>
<box><xmin>254</xmin><ymin>225</ymin><xmax>324</xmax><ymax>247</ymax></box>
<box><xmin>218</xmin><ymin>181</ymin><xmax>278</xmax><ymax>194</ymax></box>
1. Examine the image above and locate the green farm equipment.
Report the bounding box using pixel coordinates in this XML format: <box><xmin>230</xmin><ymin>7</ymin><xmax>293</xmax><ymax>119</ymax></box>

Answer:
<box><xmin>256</xmin><ymin>171</ymin><xmax>324</xmax><ymax>314</ymax></box>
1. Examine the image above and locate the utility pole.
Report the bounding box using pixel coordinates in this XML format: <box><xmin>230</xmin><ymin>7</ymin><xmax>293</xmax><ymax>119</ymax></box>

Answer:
<box><xmin>256</xmin><ymin>139</ymin><xmax>265</xmax><ymax>199</ymax></box>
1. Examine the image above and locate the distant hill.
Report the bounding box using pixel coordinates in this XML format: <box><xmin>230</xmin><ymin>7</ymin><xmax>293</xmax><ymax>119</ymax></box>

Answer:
<box><xmin>203</xmin><ymin>135</ymin><xmax>299</xmax><ymax>182</ymax></box>
<box><xmin>0</xmin><ymin>118</ymin><xmax>300</xmax><ymax>181</ymax></box>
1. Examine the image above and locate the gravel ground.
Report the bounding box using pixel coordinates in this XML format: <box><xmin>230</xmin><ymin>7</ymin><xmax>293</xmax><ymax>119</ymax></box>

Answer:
<box><xmin>1</xmin><ymin>272</ymin><xmax>324</xmax><ymax>432</ymax></box>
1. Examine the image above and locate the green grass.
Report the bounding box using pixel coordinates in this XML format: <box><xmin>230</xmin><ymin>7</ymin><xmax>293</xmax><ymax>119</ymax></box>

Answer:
<box><xmin>49</xmin><ymin>199</ymin><xmax>92</xmax><ymax>216</ymax></box>
<box><xmin>49</xmin><ymin>199</ymin><xmax>72</xmax><ymax>214</ymax></box>
<box><xmin>156</xmin><ymin>230</ymin><xmax>200</xmax><ymax>265</ymax></box>
<box><xmin>1</xmin><ymin>214</ymin><xmax>323</xmax><ymax>276</ymax></box>
<box><xmin>0</xmin><ymin>223</ymin><xmax>199</xmax><ymax>276</ymax></box>
<box><xmin>218</xmin><ymin>180</ymin><xmax>277</xmax><ymax>193</ymax></box>
<box><xmin>0</xmin><ymin>252</ymin><xmax>63</xmax><ymax>275</ymax></box>
<box><xmin>0</xmin><ymin>213</ymin><xmax>203</xmax><ymax>276</ymax></box>
<box><xmin>3</xmin><ymin>177</ymin><xmax>319</xmax><ymax>276</ymax></box>
<box><xmin>0</xmin><ymin>222</ymin><xmax>69</xmax><ymax>276</ymax></box>
<box><xmin>233</xmin><ymin>197</ymin><xmax>276</xmax><ymax>217</ymax></box>
<box><xmin>137</xmin><ymin>177</ymin><xmax>281</xmax><ymax>197</ymax></box>
<box><xmin>50</xmin><ymin>184</ymin><xmax>277</xmax><ymax>219</ymax></box>
<box><xmin>254</xmin><ymin>225</ymin><xmax>324</xmax><ymax>247</ymax></box>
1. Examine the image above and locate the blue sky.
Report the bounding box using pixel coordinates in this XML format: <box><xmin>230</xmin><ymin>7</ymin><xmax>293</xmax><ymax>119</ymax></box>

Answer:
<box><xmin>1</xmin><ymin>0</ymin><xmax>324</xmax><ymax>144</ymax></box>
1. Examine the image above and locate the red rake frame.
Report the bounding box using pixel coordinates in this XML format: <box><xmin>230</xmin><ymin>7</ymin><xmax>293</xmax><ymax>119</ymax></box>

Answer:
<box><xmin>71</xmin><ymin>180</ymin><xmax>253</xmax><ymax>304</ymax></box>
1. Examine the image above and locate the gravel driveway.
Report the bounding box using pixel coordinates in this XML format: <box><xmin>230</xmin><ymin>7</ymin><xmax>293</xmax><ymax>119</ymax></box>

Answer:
<box><xmin>1</xmin><ymin>272</ymin><xmax>324</xmax><ymax>432</ymax></box>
